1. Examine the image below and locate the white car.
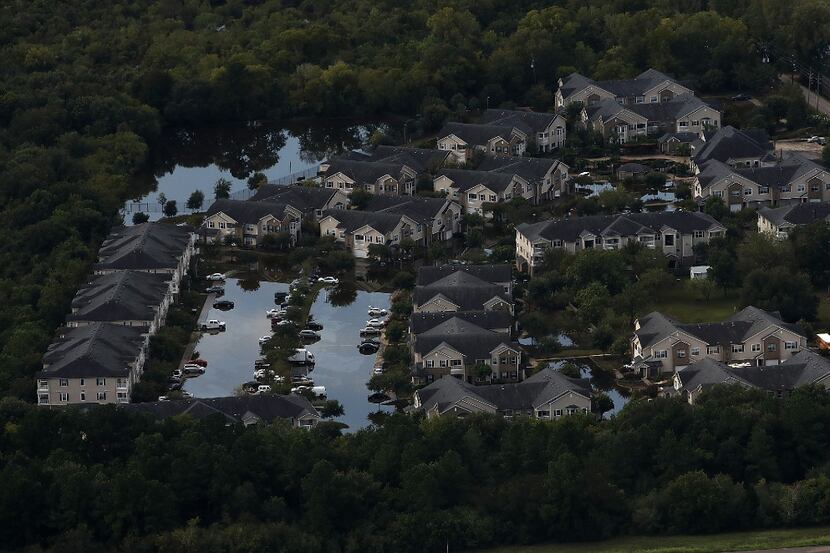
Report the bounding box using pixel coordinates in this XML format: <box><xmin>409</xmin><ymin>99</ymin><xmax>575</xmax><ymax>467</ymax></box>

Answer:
<box><xmin>181</xmin><ymin>391</ymin><xmax>193</xmax><ymax>399</ymax></box>
<box><xmin>291</xmin><ymin>385</ymin><xmax>327</xmax><ymax>396</ymax></box>
<box><xmin>366</xmin><ymin>318</ymin><xmax>386</xmax><ymax>328</ymax></box>
<box><xmin>158</xmin><ymin>395</ymin><xmax>169</xmax><ymax>401</ymax></box>
<box><xmin>258</xmin><ymin>335</ymin><xmax>272</xmax><ymax>346</ymax></box>
<box><xmin>266</xmin><ymin>308</ymin><xmax>286</xmax><ymax>319</ymax></box>
<box><xmin>206</xmin><ymin>273</ymin><xmax>226</xmax><ymax>281</ymax></box>
<box><xmin>318</xmin><ymin>276</ymin><xmax>339</xmax><ymax>285</ymax></box>
<box><xmin>183</xmin><ymin>363</ymin><xmax>204</xmax><ymax>371</ymax></box>
<box><xmin>373</xmin><ymin>366</ymin><xmax>384</xmax><ymax>375</ymax></box>
<box><xmin>367</xmin><ymin>306</ymin><xmax>387</xmax><ymax>317</ymax></box>
<box><xmin>257</xmin><ymin>385</ymin><xmax>272</xmax><ymax>394</ymax></box>
<box><xmin>807</xmin><ymin>135</ymin><xmax>824</xmax><ymax>143</ymax></box>
<box><xmin>200</xmin><ymin>319</ymin><xmax>226</xmax><ymax>331</ymax></box>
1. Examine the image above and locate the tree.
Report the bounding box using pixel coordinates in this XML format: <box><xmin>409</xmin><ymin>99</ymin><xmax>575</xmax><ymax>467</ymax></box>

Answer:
<box><xmin>790</xmin><ymin>221</ymin><xmax>830</xmax><ymax>288</ymax></box>
<box><xmin>349</xmin><ymin>189</ymin><xmax>373</xmax><ymax>210</ymax></box>
<box><xmin>703</xmin><ymin>196</ymin><xmax>728</xmax><ymax>221</ymax></box>
<box><xmin>823</xmin><ymin>144</ymin><xmax>830</xmax><ymax>166</ymax></box>
<box><xmin>319</xmin><ymin>400</ymin><xmax>345</xmax><ymax>419</ymax></box>
<box><xmin>247</xmin><ymin>172</ymin><xmax>267</xmax><ymax>190</ymax></box>
<box><xmin>157</xmin><ymin>192</ymin><xmax>167</xmax><ymax>209</ymax></box>
<box><xmin>689</xmin><ymin>277</ymin><xmax>716</xmax><ymax>301</ymax></box>
<box><xmin>132</xmin><ymin>212</ymin><xmax>149</xmax><ymax>224</ymax></box>
<box><xmin>741</xmin><ymin>267</ymin><xmax>817</xmax><ymax>322</ymax></box>
<box><xmin>163</xmin><ymin>200</ymin><xmax>178</xmax><ymax>218</ymax></box>
<box><xmin>186</xmin><ymin>190</ymin><xmax>204</xmax><ymax>212</ymax></box>
<box><xmin>214</xmin><ymin>177</ymin><xmax>232</xmax><ymax>199</ymax></box>
<box><xmin>473</xmin><ymin>362</ymin><xmax>492</xmax><ymax>381</ymax></box>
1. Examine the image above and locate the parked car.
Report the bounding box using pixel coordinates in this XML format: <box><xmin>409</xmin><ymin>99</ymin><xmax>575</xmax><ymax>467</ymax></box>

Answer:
<box><xmin>182</xmin><ymin>366</ymin><xmax>205</xmax><ymax>376</ymax></box>
<box><xmin>206</xmin><ymin>273</ymin><xmax>226</xmax><ymax>281</ymax></box>
<box><xmin>291</xmin><ymin>385</ymin><xmax>327</xmax><ymax>397</ymax></box>
<box><xmin>189</xmin><ymin>358</ymin><xmax>208</xmax><ymax>367</ymax></box>
<box><xmin>266</xmin><ymin>308</ymin><xmax>286</xmax><ymax>319</ymax></box>
<box><xmin>305</xmin><ymin>320</ymin><xmax>324</xmax><ymax>331</ymax></box>
<box><xmin>205</xmin><ymin>286</ymin><xmax>225</xmax><ymax>295</ymax></box>
<box><xmin>200</xmin><ymin>319</ymin><xmax>226</xmax><ymax>331</ymax></box>
<box><xmin>807</xmin><ymin>136</ymin><xmax>827</xmax><ymax>145</ymax></box>
<box><xmin>183</xmin><ymin>363</ymin><xmax>205</xmax><ymax>371</ymax></box>
<box><xmin>372</xmin><ymin>366</ymin><xmax>384</xmax><ymax>375</ymax></box>
<box><xmin>168</xmin><ymin>381</ymin><xmax>183</xmax><ymax>391</ymax></box>
<box><xmin>274</xmin><ymin>291</ymin><xmax>288</xmax><ymax>302</ymax></box>
<box><xmin>213</xmin><ymin>299</ymin><xmax>235</xmax><ymax>310</ymax></box>
<box><xmin>172</xmin><ymin>369</ymin><xmax>183</xmax><ymax>379</ymax></box>
<box><xmin>158</xmin><ymin>395</ymin><xmax>169</xmax><ymax>401</ymax></box>
<box><xmin>257</xmin><ymin>385</ymin><xmax>272</xmax><ymax>394</ymax></box>
<box><xmin>367</xmin><ymin>306</ymin><xmax>388</xmax><ymax>317</ymax></box>
<box><xmin>258</xmin><ymin>335</ymin><xmax>272</xmax><ymax>346</ymax></box>
<box><xmin>360</xmin><ymin>327</ymin><xmax>382</xmax><ymax>337</ymax></box>
<box><xmin>254</xmin><ymin>357</ymin><xmax>270</xmax><ymax>369</ymax></box>
<box><xmin>358</xmin><ymin>341</ymin><xmax>380</xmax><ymax>354</ymax></box>
<box><xmin>299</xmin><ymin>329</ymin><xmax>321</xmax><ymax>341</ymax></box>
<box><xmin>291</xmin><ymin>376</ymin><xmax>314</xmax><ymax>386</ymax></box>
<box><xmin>181</xmin><ymin>391</ymin><xmax>194</xmax><ymax>399</ymax></box>
<box><xmin>731</xmin><ymin>93</ymin><xmax>752</xmax><ymax>101</ymax></box>
<box><xmin>365</xmin><ymin>318</ymin><xmax>386</xmax><ymax>328</ymax></box>
<box><xmin>318</xmin><ymin>276</ymin><xmax>339</xmax><ymax>285</ymax></box>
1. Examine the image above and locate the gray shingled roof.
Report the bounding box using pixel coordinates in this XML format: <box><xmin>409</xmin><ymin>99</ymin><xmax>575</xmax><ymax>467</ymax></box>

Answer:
<box><xmin>436</xmin><ymin>168</ymin><xmax>517</xmax><ymax>193</ymax></box>
<box><xmin>67</xmin><ymin>271</ymin><xmax>170</xmax><ymax>324</ymax></box>
<box><xmin>414</xmin><ymin>270</ymin><xmax>512</xmax><ymax>311</ymax></box>
<box><xmin>40</xmin><ymin>323</ymin><xmax>146</xmax><ymax>378</ymax></box>
<box><xmin>249</xmin><ymin>184</ymin><xmax>341</xmax><ymax>210</ymax></box>
<box><xmin>692</xmin><ymin>126</ymin><xmax>770</xmax><ymax>164</ymax></box>
<box><xmin>321</xmin><ymin>208</ymin><xmax>404</xmax><ymax>235</ymax></box>
<box><xmin>480</xmin><ymin>109</ymin><xmax>561</xmax><ymax>134</ymax></box>
<box><xmin>410</xmin><ymin>310</ymin><xmax>514</xmax><ymax>335</ymax></box>
<box><xmin>205</xmin><ymin>198</ymin><xmax>291</xmax><ymax>224</ymax></box>
<box><xmin>562</xmin><ymin>68</ymin><xmax>680</xmax><ymax>101</ymax></box>
<box><xmin>699</xmin><ymin>154</ymin><xmax>824</xmax><ymax>191</ymax></box>
<box><xmin>325</xmin><ymin>159</ymin><xmax>409</xmax><ymax>183</ymax></box>
<box><xmin>363</xmin><ymin>196</ymin><xmax>449</xmax><ymax>226</ymax></box>
<box><xmin>367</xmin><ymin>146</ymin><xmax>450</xmax><ymax>173</ymax></box>
<box><xmin>438</xmin><ymin>122</ymin><xmax>518</xmax><ymax>145</ymax></box>
<box><xmin>122</xmin><ymin>394</ymin><xmax>320</xmax><ymax>423</ymax></box>
<box><xmin>516</xmin><ymin>211</ymin><xmax>722</xmax><ymax>243</ymax></box>
<box><xmin>476</xmin><ymin>155</ymin><xmax>561</xmax><ymax>182</ymax></box>
<box><xmin>95</xmin><ymin>223</ymin><xmax>192</xmax><ymax>272</ymax></box>
<box><xmin>416</xmin><ymin>264</ymin><xmax>512</xmax><ymax>286</ymax></box>
<box><xmin>658</xmin><ymin>131</ymin><xmax>699</xmax><ymax>144</ymax></box>
<box><xmin>759</xmin><ymin>202</ymin><xmax>830</xmax><ymax>228</ymax></box>
<box><xmin>413</xmin><ymin>317</ymin><xmax>521</xmax><ymax>361</ymax></box>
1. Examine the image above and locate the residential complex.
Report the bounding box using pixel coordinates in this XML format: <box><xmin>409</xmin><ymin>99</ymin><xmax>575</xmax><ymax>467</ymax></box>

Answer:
<box><xmin>758</xmin><ymin>202</ymin><xmax>830</xmax><ymax>238</ymax></box>
<box><xmin>631</xmin><ymin>306</ymin><xmax>808</xmax><ymax>378</ymax></box>
<box><xmin>515</xmin><ymin>211</ymin><xmax>725</xmax><ymax>274</ymax></box>
<box><xmin>556</xmin><ymin>68</ymin><xmax>693</xmax><ymax>109</ymax></box>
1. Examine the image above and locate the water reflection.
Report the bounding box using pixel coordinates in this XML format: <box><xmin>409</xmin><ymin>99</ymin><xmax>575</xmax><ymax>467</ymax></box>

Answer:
<box><xmin>183</xmin><ymin>278</ymin><xmax>392</xmax><ymax>430</ymax></box>
<box><xmin>547</xmin><ymin>359</ymin><xmax>630</xmax><ymax>417</ymax></box>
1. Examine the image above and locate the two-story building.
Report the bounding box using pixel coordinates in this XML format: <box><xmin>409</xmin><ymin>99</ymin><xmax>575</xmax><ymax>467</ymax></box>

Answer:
<box><xmin>413</xmin><ymin>270</ymin><xmax>513</xmax><ymax>314</ymax></box>
<box><xmin>434</xmin><ymin>169</ymin><xmax>533</xmax><ymax>217</ymax></box>
<box><xmin>363</xmin><ymin>196</ymin><xmax>463</xmax><ymax>242</ymax></box>
<box><xmin>556</xmin><ymin>69</ymin><xmax>693</xmax><ymax>109</ymax></box>
<box><xmin>671</xmin><ymin>349</ymin><xmax>830</xmax><ymax>404</ymax></box>
<box><xmin>94</xmin><ymin>222</ymin><xmax>196</xmax><ymax>293</ymax></box>
<box><xmin>414</xmin><ymin>367</ymin><xmax>591</xmax><ymax>419</ymax></box>
<box><xmin>410</xmin><ymin>310</ymin><xmax>514</xmax><ymax>337</ymax></box>
<box><xmin>693</xmin><ymin>155</ymin><xmax>830</xmax><ymax>211</ymax></box>
<box><xmin>323</xmin><ymin>159</ymin><xmax>417</xmax><ymax>195</ymax></box>
<box><xmin>515</xmin><ymin>211</ymin><xmax>726</xmax><ymax>274</ymax></box>
<box><xmin>690</xmin><ymin>126</ymin><xmax>774</xmax><ymax>172</ymax></box>
<box><xmin>758</xmin><ymin>202</ymin><xmax>830</xmax><ymax>238</ymax></box>
<box><xmin>436</xmin><ymin>122</ymin><xmax>527</xmax><ymax>164</ymax></box>
<box><xmin>203</xmin><ymin>199</ymin><xmax>302</xmax><ymax>247</ymax></box>
<box><xmin>37</xmin><ymin>323</ymin><xmax>148</xmax><ymax>406</ymax></box>
<box><xmin>416</xmin><ymin>264</ymin><xmax>513</xmax><ymax>298</ymax></box>
<box><xmin>249</xmin><ymin>184</ymin><xmax>349</xmax><ymax>218</ymax></box>
<box><xmin>479</xmin><ymin>109</ymin><xmax>567</xmax><ymax>152</ymax></box>
<box><xmin>631</xmin><ymin>306</ymin><xmax>808</xmax><ymax>378</ymax></box>
<box><xmin>476</xmin><ymin>155</ymin><xmax>571</xmax><ymax>202</ymax></box>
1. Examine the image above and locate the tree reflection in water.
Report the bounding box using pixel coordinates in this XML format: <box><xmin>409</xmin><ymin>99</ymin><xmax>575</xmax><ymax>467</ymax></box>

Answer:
<box><xmin>327</xmin><ymin>282</ymin><xmax>358</xmax><ymax>307</ymax></box>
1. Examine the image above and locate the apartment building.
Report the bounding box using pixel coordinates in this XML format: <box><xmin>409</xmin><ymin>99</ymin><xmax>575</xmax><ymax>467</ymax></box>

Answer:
<box><xmin>758</xmin><ymin>202</ymin><xmax>830</xmax><ymax>238</ymax></box>
<box><xmin>203</xmin><ymin>199</ymin><xmax>302</xmax><ymax>246</ymax></box>
<box><xmin>322</xmin><ymin>159</ymin><xmax>417</xmax><ymax>195</ymax></box>
<box><xmin>413</xmin><ymin>270</ymin><xmax>513</xmax><ymax>314</ymax></box>
<box><xmin>476</xmin><ymin>155</ymin><xmax>571</xmax><ymax>202</ymax></box>
<box><xmin>434</xmin><ymin>168</ymin><xmax>534</xmax><ymax>217</ymax></box>
<box><xmin>436</xmin><ymin>122</ymin><xmax>527</xmax><ymax>164</ymax></box>
<box><xmin>515</xmin><ymin>211</ymin><xmax>725</xmax><ymax>274</ymax></box>
<box><xmin>479</xmin><ymin>109</ymin><xmax>567</xmax><ymax>152</ymax></box>
<box><xmin>556</xmin><ymin>68</ymin><xmax>693</xmax><ymax>108</ymax></box>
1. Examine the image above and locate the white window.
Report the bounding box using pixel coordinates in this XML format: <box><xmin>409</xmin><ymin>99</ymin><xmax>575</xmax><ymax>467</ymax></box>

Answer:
<box><xmin>714</xmin><ymin>190</ymin><xmax>724</xmax><ymax>198</ymax></box>
<box><xmin>450</xmin><ymin>359</ymin><xmax>462</xmax><ymax>367</ymax></box>
<box><xmin>693</xmin><ymin>231</ymin><xmax>704</xmax><ymax>238</ymax></box>
<box><xmin>679</xmin><ymin>121</ymin><xmax>688</xmax><ymax>128</ymax></box>
<box><xmin>79</xmin><ymin>378</ymin><xmax>85</xmax><ymax>386</ymax></box>
<box><xmin>425</xmin><ymin>360</ymin><xmax>434</xmax><ymax>368</ymax></box>
<box><xmin>654</xmin><ymin>350</ymin><xmax>668</xmax><ymax>359</ymax></box>
<box><xmin>707</xmin><ymin>346</ymin><xmax>720</xmax><ymax>354</ymax></box>
<box><xmin>767</xmin><ymin>343</ymin><xmax>777</xmax><ymax>352</ymax></box>
<box><xmin>97</xmin><ymin>392</ymin><xmax>107</xmax><ymax>401</ymax></box>
<box><xmin>219</xmin><ymin>222</ymin><xmax>226</xmax><ymax>229</ymax></box>
<box><xmin>751</xmin><ymin>344</ymin><xmax>761</xmax><ymax>352</ymax></box>
<box><xmin>798</xmin><ymin>184</ymin><xmax>806</xmax><ymax>193</ymax></box>
<box><xmin>59</xmin><ymin>393</ymin><xmax>69</xmax><ymax>402</ymax></box>
<box><xmin>677</xmin><ymin>350</ymin><xmax>686</xmax><ymax>358</ymax></box>
<box><xmin>38</xmin><ymin>379</ymin><xmax>48</xmax><ymax>388</ymax></box>
<box><xmin>784</xmin><ymin>341</ymin><xmax>797</xmax><ymax>350</ymax></box>
<box><xmin>690</xmin><ymin>347</ymin><xmax>700</xmax><ymax>356</ymax></box>
<box><xmin>80</xmin><ymin>392</ymin><xmax>86</xmax><ymax>402</ymax></box>
<box><xmin>479</xmin><ymin>194</ymin><xmax>486</xmax><ymax>200</ymax></box>
<box><xmin>96</xmin><ymin>377</ymin><xmax>106</xmax><ymax>386</ymax></box>
<box><xmin>439</xmin><ymin>359</ymin><xmax>447</xmax><ymax>368</ymax></box>
<box><xmin>116</xmin><ymin>378</ymin><xmax>127</xmax><ymax>389</ymax></box>
<box><xmin>38</xmin><ymin>394</ymin><xmax>49</xmax><ymax>405</ymax></box>
<box><xmin>552</xmin><ymin>239</ymin><xmax>562</xmax><ymax>248</ymax></box>
<box><xmin>650</xmin><ymin>96</ymin><xmax>658</xmax><ymax>102</ymax></box>
<box><xmin>117</xmin><ymin>392</ymin><xmax>128</xmax><ymax>401</ymax></box>
<box><xmin>664</xmin><ymin>234</ymin><xmax>675</xmax><ymax>246</ymax></box>
<box><xmin>489</xmin><ymin>194</ymin><xmax>497</xmax><ymax>202</ymax></box>
<box><xmin>759</xmin><ymin>186</ymin><xmax>769</xmax><ymax>194</ymax></box>
<box><xmin>744</xmin><ymin>188</ymin><xmax>753</xmax><ymax>196</ymax></box>
<box><xmin>468</xmin><ymin>193</ymin><xmax>477</xmax><ymax>201</ymax></box>
<box><xmin>554</xmin><ymin>409</ymin><xmax>563</xmax><ymax>417</ymax></box>
<box><xmin>732</xmin><ymin>344</ymin><xmax>744</xmax><ymax>353</ymax></box>
<box><xmin>782</xmin><ymin>184</ymin><xmax>791</xmax><ymax>192</ymax></box>
<box><xmin>354</xmin><ymin>234</ymin><xmax>363</xmax><ymax>241</ymax></box>
<box><xmin>59</xmin><ymin>378</ymin><xmax>69</xmax><ymax>387</ymax></box>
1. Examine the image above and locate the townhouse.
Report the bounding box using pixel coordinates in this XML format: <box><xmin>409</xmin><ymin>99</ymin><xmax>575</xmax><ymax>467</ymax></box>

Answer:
<box><xmin>515</xmin><ymin>211</ymin><xmax>725</xmax><ymax>275</ymax></box>
<box><xmin>436</xmin><ymin>122</ymin><xmax>527</xmax><ymax>164</ymax></box>
<box><xmin>327</xmin><ymin>146</ymin><xmax>451</xmax><ymax>178</ymax></box>
<box><xmin>319</xmin><ymin>196</ymin><xmax>461</xmax><ymax>257</ymax></box>
<box><xmin>758</xmin><ymin>202</ymin><xmax>830</xmax><ymax>238</ymax></box>
<box><xmin>203</xmin><ymin>199</ymin><xmax>302</xmax><ymax>246</ymax></box>
<box><xmin>322</xmin><ymin>159</ymin><xmax>417</xmax><ymax>195</ymax></box>
<box><xmin>631</xmin><ymin>306</ymin><xmax>808</xmax><ymax>378</ymax></box>
<box><xmin>434</xmin><ymin>168</ymin><xmax>533</xmax><ymax>217</ymax></box>
<box><xmin>414</xmin><ymin>367</ymin><xmax>591</xmax><ymax>420</ymax></box>
<box><xmin>122</xmin><ymin>394</ymin><xmax>322</xmax><ymax>428</ymax></box>
<box><xmin>671</xmin><ymin>350</ymin><xmax>830</xmax><ymax>405</ymax></box>
<box><xmin>411</xmin><ymin>317</ymin><xmax>524</xmax><ymax>384</ymax></box>
<box><xmin>416</xmin><ymin>263</ymin><xmax>513</xmax><ymax>297</ymax></box>
<box><xmin>657</xmin><ymin>131</ymin><xmax>699</xmax><ymax>154</ymax></box>
<box><xmin>693</xmin><ymin>155</ymin><xmax>830</xmax><ymax>211</ymax></box>
<box><xmin>410</xmin><ymin>310</ymin><xmax>514</xmax><ymax>336</ymax></box>
<box><xmin>556</xmin><ymin>68</ymin><xmax>693</xmax><ymax>109</ymax></box>
<box><xmin>690</xmin><ymin>126</ymin><xmax>774</xmax><ymax>171</ymax></box>
<box><xmin>476</xmin><ymin>155</ymin><xmax>572</xmax><ymax>202</ymax></box>
<box><xmin>95</xmin><ymin>222</ymin><xmax>196</xmax><ymax>293</ymax></box>
<box><xmin>413</xmin><ymin>270</ymin><xmax>513</xmax><ymax>314</ymax></box>
<box><xmin>581</xmin><ymin>94</ymin><xmax>720</xmax><ymax>143</ymax></box>
<box><xmin>479</xmin><ymin>109</ymin><xmax>567</xmax><ymax>152</ymax></box>
<box><xmin>66</xmin><ymin>271</ymin><xmax>173</xmax><ymax>334</ymax></box>
<box><xmin>37</xmin><ymin>323</ymin><xmax>148</xmax><ymax>406</ymax></box>
<box><xmin>249</xmin><ymin>184</ymin><xmax>349</xmax><ymax>217</ymax></box>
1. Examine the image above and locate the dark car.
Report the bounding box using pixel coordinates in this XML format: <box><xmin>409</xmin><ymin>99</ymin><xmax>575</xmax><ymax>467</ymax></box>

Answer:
<box><xmin>305</xmin><ymin>320</ymin><xmax>324</xmax><ymax>331</ymax></box>
<box><xmin>213</xmin><ymin>299</ymin><xmax>235</xmax><ymax>310</ymax></box>
<box><xmin>206</xmin><ymin>286</ymin><xmax>225</xmax><ymax>295</ymax></box>
<box><xmin>274</xmin><ymin>291</ymin><xmax>288</xmax><ymax>302</ymax></box>
<box><xmin>358</xmin><ymin>341</ymin><xmax>380</xmax><ymax>354</ymax></box>
<box><xmin>731</xmin><ymin>93</ymin><xmax>752</xmax><ymax>101</ymax></box>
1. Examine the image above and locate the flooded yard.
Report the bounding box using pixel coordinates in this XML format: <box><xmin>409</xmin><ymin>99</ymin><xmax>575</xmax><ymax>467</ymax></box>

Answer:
<box><xmin>184</xmin><ymin>278</ymin><xmax>391</xmax><ymax>429</ymax></box>
<box><xmin>546</xmin><ymin>359</ymin><xmax>630</xmax><ymax>417</ymax></box>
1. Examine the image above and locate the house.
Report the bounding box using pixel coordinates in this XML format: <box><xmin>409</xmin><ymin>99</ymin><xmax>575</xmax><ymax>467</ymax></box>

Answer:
<box><xmin>434</xmin><ymin>168</ymin><xmax>533</xmax><ymax>217</ymax></box>
<box><xmin>66</xmin><ymin>271</ymin><xmax>173</xmax><ymax>334</ymax></box>
<box><xmin>515</xmin><ymin>211</ymin><xmax>726</xmax><ymax>274</ymax></box>
<box><xmin>409</xmin><ymin>310</ymin><xmax>514</xmax><ymax>336</ymax></box>
<box><xmin>416</xmin><ymin>264</ymin><xmax>513</xmax><ymax>297</ymax></box>
<box><xmin>693</xmin><ymin>155</ymin><xmax>830</xmax><ymax>211</ymax></box>
<box><xmin>436</xmin><ymin>122</ymin><xmax>527</xmax><ymax>164</ymax></box>
<box><xmin>479</xmin><ymin>109</ymin><xmax>567</xmax><ymax>152</ymax></box>
<box><xmin>617</xmin><ymin>162</ymin><xmax>650</xmax><ymax>180</ymax></box>
<box><xmin>363</xmin><ymin>196</ymin><xmax>463</xmax><ymax>242</ymax></box>
<box><xmin>758</xmin><ymin>202</ymin><xmax>830</xmax><ymax>238</ymax></box>
<box><xmin>581</xmin><ymin>95</ymin><xmax>720</xmax><ymax>143</ymax></box>
<box><xmin>413</xmin><ymin>270</ymin><xmax>513</xmax><ymax>313</ymax></box>
<box><xmin>122</xmin><ymin>394</ymin><xmax>321</xmax><ymax>428</ymax></box>
<box><xmin>94</xmin><ymin>223</ymin><xmax>196</xmax><ymax>292</ymax></box>
<box><xmin>671</xmin><ymin>349</ymin><xmax>830</xmax><ymax>404</ymax></box>
<box><xmin>556</xmin><ymin>68</ymin><xmax>693</xmax><ymax>109</ymax></box>
<box><xmin>203</xmin><ymin>199</ymin><xmax>302</xmax><ymax>246</ymax></box>
<box><xmin>37</xmin><ymin>323</ymin><xmax>148</xmax><ymax>406</ymax></box>
<box><xmin>476</xmin><ymin>155</ymin><xmax>572</xmax><ymax>202</ymax></box>
<box><xmin>323</xmin><ymin>159</ymin><xmax>417</xmax><ymax>195</ymax></box>
<box><xmin>321</xmin><ymin>146</ymin><xmax>451</xmax><ymax>177</ymax></box>
<box><xmin>411</xmin><ymin>317</ymin><xmax>524</xmax><ymax>384</ymax></box>
<box><xmin>413</xmin><ymin>367</ymin><xmax>591</xmax><ymax>419</ymax></box>
<box><xmin>631</xmin><ymin>306</ymin><xmax>808</xmax><ymax>378</ymax></box>
<box><xmin>690</xmin><ymin>126</ymin><xmax>775</xmax><ymax>171</ymax></box>
<box><xmin>689</xmin><ymin>265</ymin><xmax>711</xmax><ymax>279</ymax></box>
<box><xmin>249</xmin><ymin>184</ymin><xmax>349</xmax><ymax>219</ymax></box>
<box><xmin>658</xmin><ymin>131</ymin><xmax>699</xmax><ymax>154</ymax></box>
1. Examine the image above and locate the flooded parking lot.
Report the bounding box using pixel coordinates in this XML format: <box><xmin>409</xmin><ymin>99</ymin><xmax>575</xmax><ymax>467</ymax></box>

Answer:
<box><xmin>184</xmin><ymin>278</ymin><xmax>391</xmax><ymax>430</ymax></box>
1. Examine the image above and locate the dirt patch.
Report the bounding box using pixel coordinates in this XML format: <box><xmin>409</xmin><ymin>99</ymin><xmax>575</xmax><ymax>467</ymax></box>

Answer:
<box><xmin>776</xmin><ymin>139</ymin><xmax>823</xmax><ymax>160</ymax></box>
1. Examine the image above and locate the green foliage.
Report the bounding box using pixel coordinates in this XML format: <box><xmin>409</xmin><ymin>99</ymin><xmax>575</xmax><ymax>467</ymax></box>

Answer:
<box><xmin>132</xmin><ymin>212</ymin><xmax>150</xmax><ymax>224</ymax></box>
<box><xmin>349</xmin><ymin>189</ymin><xmax>373</xmax><ymax>210</ymax></box>
<box><xmin>186</xmin><ymin>190</ymin><xmax>205</xmax><ymax>211</ymax></box>
<box><xmin>741</xmin><ymin>267</ymin><xmax>817</xmax><ymax>322</ymax></box>
<box><xmin>214</xmin><ymin>178</ymin><xmax>232</xmax><ymax>200</ymax></box>
<box><xmin>162</xmin><ymin>200</ymin><xmax>178</xmax><ymax>218</ymax></box>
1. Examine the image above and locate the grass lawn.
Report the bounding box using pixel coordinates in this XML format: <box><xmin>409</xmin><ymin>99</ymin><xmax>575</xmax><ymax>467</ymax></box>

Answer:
<box><xmin>472</xmin><ymin>526</ymin><xmax>830</xmax><ymax>553</ymax></box>
<box><xmin>652</xmin><ymin>289</ymin><xmax>741</xmax><ymax>323</ymax></box>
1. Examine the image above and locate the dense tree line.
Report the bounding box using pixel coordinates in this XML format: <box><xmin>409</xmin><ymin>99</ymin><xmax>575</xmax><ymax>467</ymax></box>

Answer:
<box><xmin>4</xmin><ymin>386</ymin><xmax>830</xmax><ymax>552</ymax></box>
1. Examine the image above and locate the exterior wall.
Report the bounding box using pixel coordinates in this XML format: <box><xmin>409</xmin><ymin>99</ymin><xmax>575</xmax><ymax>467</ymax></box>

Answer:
<box><xmin>564</xmin><ymin>86</ymin><xmax>616</xmax><ymax>108</ymax></box>
<box><xmin>37</xmin><ymin>374</ymin><xmax>134</xmax><ymax>405</ymax></box>
<box><xmin>535</xmin><ymin>116</ymin><xmax>567</xmax><ymax>151</ymax></box>
<box><xmin>204</xmin><ymin>212</ymin><xmax>239</xmax><ymax>243</ymax></box>
<box><xmin>414</xmin><ymin>296</ymin><xmax>460</xmax><ymax>313</ymax></box>
<box><xmin>696</xmin><ymin>168</ymin><xmax>830</xmax><ymax>211</ymax></box>
<box><xmin>319</xmin><ymin>218</ymin><xmax>345</xmax><ymax>242</ymax></box>
<box><xmin>675</xmin><ymin>106</ymin><xmax>721</xmax><ymax>134</ymax></box>
<box><xmin>465</xmin><ymin>184</ymin><xmax>506</xmax><ymax>217</ymax></box>
<box><xmin>437</xmin><ymin>135</ymin><xmax>469</xmax><ymax>164</ymax></box>
<box><xmin>324</xmin><ymin>172</ymin><xmax>356</xmax><ymax>194</ymax></box>
<box><xmin>351</xmin><ymin>226</ymin><xmax>388</xmax><ymax>258</ymax></box>
<box><xmin>639</xmin><ymin>81</ymin><xmax>693</xmax><ymax>104</ymax></box>
<box><xmin>533</xmin><ymin>392</ymin><xmax>591</xmax><ymax>419</ymax></box>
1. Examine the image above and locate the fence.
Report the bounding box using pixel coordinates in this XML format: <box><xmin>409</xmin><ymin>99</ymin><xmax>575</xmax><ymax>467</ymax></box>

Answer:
<box><xmin>123</xmin><ymin>202</ymin><xmax>162</xmax><ymax>214</ymax></box>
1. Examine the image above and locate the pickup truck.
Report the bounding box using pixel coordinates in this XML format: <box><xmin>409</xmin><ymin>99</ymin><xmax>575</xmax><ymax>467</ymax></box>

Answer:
<box><xmin>200</xmin><ymin>319</ymin><xmax>226</xmax><ymax>331</ymax></box>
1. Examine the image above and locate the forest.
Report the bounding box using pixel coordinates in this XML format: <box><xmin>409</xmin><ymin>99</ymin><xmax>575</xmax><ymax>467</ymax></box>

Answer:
<box><xmin>4</xmin><ymin>387</ymin><xmax>830</xmax><ymax>552</ymax></box>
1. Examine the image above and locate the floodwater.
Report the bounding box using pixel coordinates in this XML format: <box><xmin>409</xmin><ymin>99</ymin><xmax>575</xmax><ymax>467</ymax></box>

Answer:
<box><xmin>183</xmin><ymin>277</ymin><xmax>391</xmax><ymax>430</ymax></box>
<box><xmin>126</xmin><ymin>121</ymin><xmax>393</xmax><ymax>221</ymax></box>
<box><xmin>546</xmin><ymin>359</ymin><xmax>630</xmax><ymax>417</ymax></box>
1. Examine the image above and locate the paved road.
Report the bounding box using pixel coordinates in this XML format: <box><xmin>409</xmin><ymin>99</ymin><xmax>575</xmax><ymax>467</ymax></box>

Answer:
<box><xmin>781</xmin><ymin>74</ymin><xmax>830</xmax><ymax>116</ymax></box>
<box><xmin>729</xmin><ymin>547</ymin><xmax>830</xmax><ymax>553</ymax></box>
